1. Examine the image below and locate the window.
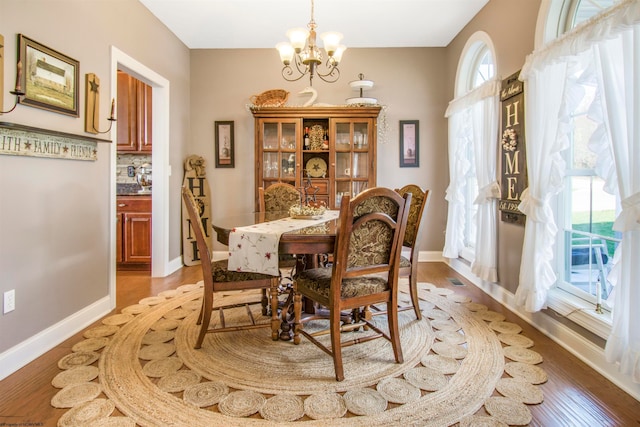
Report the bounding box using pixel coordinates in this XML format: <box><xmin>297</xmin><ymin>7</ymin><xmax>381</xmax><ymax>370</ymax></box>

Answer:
<box><xmin>552</xmin><ymin>0</ymin><xmax>621</xmax><ymax>308</ymax></box>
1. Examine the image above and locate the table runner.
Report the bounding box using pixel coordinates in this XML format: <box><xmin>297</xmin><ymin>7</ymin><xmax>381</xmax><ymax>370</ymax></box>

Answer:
<box><xmin>227</xmin><ymin>210</ymin><xmax>339</xmax><ymax>276</ymax></box>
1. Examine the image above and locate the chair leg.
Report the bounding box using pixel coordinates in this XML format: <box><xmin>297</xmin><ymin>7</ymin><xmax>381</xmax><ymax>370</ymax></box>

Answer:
<box><xmin>387</xmin><ymin>300</ymin><xmax>404</xmax><ymax>364</ymax></box>
<box><xmin>331</xmin><ymin>307</ymin><xmax>345</xmax><ymax>381</ymax></box>
<box><xmin>269</xmin><ymin>279</ymin><xmax>280</xmax><ymax>341</ymax></box>
<box><xmin>293</xmin><ymin>289</ymin><xmax>302</xmax><ymax>345</ymax></box>
<box><xmin>195</xmin><ymin>287</ymin><xmax>213</xmax><ymax>349</ymax></box>
<box><xmin>409</xmin><ymin>269</ymin><xmax>422</xmax><ymax>320</ymax></box>
<box><xmin>261</xmin><ymin>288</ymin><xmax>269</xmax><ymax>316</ymax></box>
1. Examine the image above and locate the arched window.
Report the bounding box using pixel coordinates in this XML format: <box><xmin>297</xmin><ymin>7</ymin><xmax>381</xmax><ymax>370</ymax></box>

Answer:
<box><xmin>545</xmin><ymin>0</ymin><xmax>622</xmax><ymax>308</ymax></box>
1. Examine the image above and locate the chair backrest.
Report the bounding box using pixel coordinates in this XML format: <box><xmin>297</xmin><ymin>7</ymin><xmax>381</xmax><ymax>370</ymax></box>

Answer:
<box><xmin>182</xmin><ymin>186</ymin><xmax>214</xmax><ymax>280</ymax></box>
<box><xmin>258</xmin><ymin>182</ymin><xmax>301</xmax><ymax>213</ymax></box>
<box><xmin>395</xmin><ymin>185</ymin><xmax>430</xmax><ymax>250</ymax></box>
<box><xmin>331</xmin><ymin>187</ymin><xmax>411</xmax><ymax>292</ymax></box>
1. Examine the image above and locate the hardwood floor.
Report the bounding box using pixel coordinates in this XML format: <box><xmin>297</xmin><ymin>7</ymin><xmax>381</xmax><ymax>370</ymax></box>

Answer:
<box><xmin>0</xmin><ymin>262</ymin><xmax>638</xmax><ymax>426</ymax></box>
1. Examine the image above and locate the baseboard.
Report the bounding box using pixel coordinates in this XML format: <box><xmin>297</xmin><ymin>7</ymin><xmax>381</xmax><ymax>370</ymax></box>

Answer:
<box><xmin>0</xmin><ymin>296</ymin><xmax>112</xmax><ymax>381</ymax></box>
<box><xmin>446</xmin><ymin>257</ymin><xmax>640</xmax><ymax>402</ymax></box>
<box><xmin>166</xmin><ymin>255</ymin><xmax>185</xmax><ymax>276</ymax></box>
<box><xmin>418</xmin><ymin>251</ymin><xmax>445</xmax><ymax>263</ymax></box>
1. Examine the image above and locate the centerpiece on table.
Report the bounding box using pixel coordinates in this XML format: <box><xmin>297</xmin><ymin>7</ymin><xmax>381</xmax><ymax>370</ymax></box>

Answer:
<box><xmin>289</xmin><ymin>174</ymin><xmax>327</xmax><ymax>219</ymax></box>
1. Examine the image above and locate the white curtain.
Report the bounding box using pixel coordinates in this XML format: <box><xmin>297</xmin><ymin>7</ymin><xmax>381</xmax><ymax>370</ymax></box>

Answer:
<box><xmin>470</xmin><ymin>86</ymin><xmax>500</xmax><ymax>282</ymax></box>
<box><xmin>518</xmin><ymin>0</ymin><xmax>640</xmax><ymax>381</ymax></box>
<box><xmin>443</xmin><ymin>109</ymin><xmax>471</xmax><ymax>258</ymax></box>
<box><xmin>516</xmin><ymin>60</ymin><xmax>569</xmax><ymax>312</ymax></box>
<box><xmin>444</xmin><ymin>79</ymin><xmax>500</xmax><ymax>283</ymax></box>
<box><xmin>591</xmin><ymin>18</ymin><xmax>640</xmax><ymax>383</ymax></box>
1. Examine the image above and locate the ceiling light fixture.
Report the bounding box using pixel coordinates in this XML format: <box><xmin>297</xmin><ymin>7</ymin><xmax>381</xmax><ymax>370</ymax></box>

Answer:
<box><xmin>275</xmin><ymin>0</ymin><xmax>346</xmax><ymax>87</ymax></box>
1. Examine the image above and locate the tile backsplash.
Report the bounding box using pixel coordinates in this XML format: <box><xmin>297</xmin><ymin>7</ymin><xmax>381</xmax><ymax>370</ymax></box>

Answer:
<box><xmin>117</xmin><ymin>153</ymin><xmax>152</xmax><ymax>184</ymax></box>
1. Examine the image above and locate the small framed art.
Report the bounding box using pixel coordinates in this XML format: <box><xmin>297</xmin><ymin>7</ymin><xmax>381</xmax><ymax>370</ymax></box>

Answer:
<box><xmin>18</xmin><ymin>34</ymin><xmax>79</xmax><ymax>116</ymax></box>
<box><xmin>399</xmin><ymin>120</ymin><xmax>419</xmax><ymax>167</ymax></box>
<box><xmin>215</xmin><ymin>121</ymin><xmax>234</xmax><ymax>168</ymax></box>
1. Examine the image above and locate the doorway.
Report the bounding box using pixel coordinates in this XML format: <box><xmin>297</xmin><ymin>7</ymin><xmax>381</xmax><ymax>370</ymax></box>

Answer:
<box><xmin>110</xmin><ymin>47</ymin><xmax>171</xmax><ymax>309</ymax></box>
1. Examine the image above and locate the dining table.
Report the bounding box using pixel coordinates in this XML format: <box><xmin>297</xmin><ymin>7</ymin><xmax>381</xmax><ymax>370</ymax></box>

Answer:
<box><xmin>212</xmin><ymin>210</ymin><xmax>340</xmax><ymax>339</ymax></box>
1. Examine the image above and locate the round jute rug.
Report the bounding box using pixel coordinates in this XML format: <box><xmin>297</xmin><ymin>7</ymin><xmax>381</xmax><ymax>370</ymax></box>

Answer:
<box><xmin>52</xmin><ymin>281</ymin><xmax>546</xmax><ymax>426</ymax></box>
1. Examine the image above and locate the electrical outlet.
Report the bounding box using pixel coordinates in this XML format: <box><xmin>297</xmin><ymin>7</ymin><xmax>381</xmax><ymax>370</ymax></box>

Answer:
<box><xmin>4</xmin><ymin>289</ymin><xmax>15</xmax><ymax>313</ymax></box>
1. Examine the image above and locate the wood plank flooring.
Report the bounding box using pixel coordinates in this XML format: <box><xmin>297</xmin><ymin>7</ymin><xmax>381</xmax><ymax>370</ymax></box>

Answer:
<box><xmin>0</xmin><ymin>262</ymin><xmax>638</xmax><ymax>426</ymax></box>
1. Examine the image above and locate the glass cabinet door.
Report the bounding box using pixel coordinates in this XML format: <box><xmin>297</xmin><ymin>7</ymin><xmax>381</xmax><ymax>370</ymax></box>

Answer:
<box><xmin>331</xmin><ymin>119</ymin><xmax>373</xmax><ymax>206</ymax></box>
<box><xmin>260</xmin><ymin>119</ymin><xmax>299</xmax><ymax>186</ymax></box>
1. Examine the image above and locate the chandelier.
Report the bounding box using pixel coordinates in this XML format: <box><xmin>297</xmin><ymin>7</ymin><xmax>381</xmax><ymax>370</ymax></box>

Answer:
<box><xmin>275</xmin><ymin>0</ymin><xmax>346</xmax><ymax>86</ymax></box>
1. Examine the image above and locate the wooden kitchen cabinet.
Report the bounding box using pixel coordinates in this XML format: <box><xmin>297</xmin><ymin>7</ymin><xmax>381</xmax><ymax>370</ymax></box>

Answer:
<box><xmin>117</xmin><ymin>196</ymin><xmax>151</xmax><ymax>269</ymax></box>
<box><xmin>117</xmin><ymin>71</ymin><xmax>152</xmax><ymax>152</ymax></box>
<box><xmin>251</xmin><ymin>106</ymin><xmax>380</xmax><ymax>210</ymax></box>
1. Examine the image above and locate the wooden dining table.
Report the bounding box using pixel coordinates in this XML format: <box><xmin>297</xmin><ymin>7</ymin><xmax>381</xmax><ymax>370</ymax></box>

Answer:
<box><xmin>212</xmin><ymin>211</ymin><xmax>339</xmax><ymax>258</ymax></box>
<box><xmin>212</xmin><ymin>211</ymin><xmax>339</xmax><ymax>339</ymax></box>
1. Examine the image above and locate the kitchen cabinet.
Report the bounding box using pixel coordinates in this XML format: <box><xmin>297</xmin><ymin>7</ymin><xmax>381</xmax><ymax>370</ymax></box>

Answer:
<box><xmin>117</xmin><ymin>71</ymin><xmax>152</xmax><ymax>152</ymax></box>
<box><xmin>251</xmin><ymin>106</ymin><xmax>380</xmax><ymax>210</ymax></box>
<box><xmin>117</xmin><ymin>196</ymin><xmax>151</xmax><ymax>269</ymax></box>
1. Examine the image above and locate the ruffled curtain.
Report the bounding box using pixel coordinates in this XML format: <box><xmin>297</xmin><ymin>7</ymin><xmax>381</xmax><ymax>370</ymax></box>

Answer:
<box><xmin>470</xmin><ymin>83</ymin><xmax>500</xmax><ymax>282</ymax></box>
<box><xmin>518</xmin><ymin>0</ymin><xmax>640</xmax><ymax>382</ymax></box>
<box><xmin>442</xmin><ymin>109</ymin><xmax>470</xmax><ymax>258</ymax></box>
<box><xmin>515</xmin><ymin>60</ymin><xmax>569</xmax><ymax>312</ymax></box>
<box><xmin>592</xmin><ymin>20</ymin><xmax>640</xmax><ymax>383</ymax></box>
<box><xmin>444</xmin><ymin>79</ymin><xmax>501</xmax><ymax>283</ymax></box>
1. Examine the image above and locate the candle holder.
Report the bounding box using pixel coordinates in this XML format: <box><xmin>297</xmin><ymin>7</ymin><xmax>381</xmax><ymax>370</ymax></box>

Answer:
<box><xmin>0</xmin><ymin>89</ymin><xmax>25</xmax><ymax>115</ymax></box>
<box><xmin>289</xmin><ymin>174</ymin><xmax>326</xmax><ymax>219</ymax></box>
<box><xmin>1</xmin><ymin>60</ymin><xmax>26</xmax><ymax>115</ymax></box>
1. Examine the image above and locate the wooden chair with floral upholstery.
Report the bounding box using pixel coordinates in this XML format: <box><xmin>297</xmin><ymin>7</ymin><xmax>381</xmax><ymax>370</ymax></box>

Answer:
<box><xmin>258</xmin><ymin>182</ymin><xmax>301</xmax><ymax>214</ymax></box>
<box><xmin>292</xmin><ymin>187</ymin><xmax>412</xmax><ymax>381</ymax></box>
<box><xmin>395</xmin><ymin>185</ymin><xmax>430</xmax><ymax>320</ymax></box>
<box><xmin>182</xmin><ymin>186</ymin><xmax>280</xmax><ymax>348</ymax></box>
<box><xmin>258</xmin><ymin>182</ymin><xmax>302</xmax><ymax>277</ymax></box>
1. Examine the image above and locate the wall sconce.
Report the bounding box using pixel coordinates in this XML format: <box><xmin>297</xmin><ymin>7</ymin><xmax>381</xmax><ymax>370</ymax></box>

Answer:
<box><xmin>85</xmin><ymin>73</ymin><xmax>116</xmax><ymax>134</ymax></box>
<box><xmin>0</xmin><ymin>60</ymin><xmax>25</xmax><ymax>115</ymax></box>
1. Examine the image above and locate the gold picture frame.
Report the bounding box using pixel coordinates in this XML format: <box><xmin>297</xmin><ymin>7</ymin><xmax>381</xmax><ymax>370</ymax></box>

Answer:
<box><xmin>18</xmin><ymin>34</ymin><xmax>79</xmax><ymax>116</ymax></box>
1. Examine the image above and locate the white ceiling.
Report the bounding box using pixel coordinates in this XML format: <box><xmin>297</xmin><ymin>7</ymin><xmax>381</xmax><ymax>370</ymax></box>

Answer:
<box><xmin>139</xmin><ymin>0</ymin><xmax>489</xmax><ymax>49</ymax></box>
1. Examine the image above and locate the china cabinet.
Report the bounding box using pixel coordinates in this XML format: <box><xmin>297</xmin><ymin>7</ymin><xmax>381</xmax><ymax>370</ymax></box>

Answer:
<box><xmin>251</xmin><ymin>106</ymin><xmax>381</xmax><ymax>210</ymax></box>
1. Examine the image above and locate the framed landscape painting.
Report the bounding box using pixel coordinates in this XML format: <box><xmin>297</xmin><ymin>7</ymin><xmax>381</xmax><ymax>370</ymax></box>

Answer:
<box><xmin>18</xmin><ymin>34</ymin><xmax>79</xmax><ymax>116</ymax></box>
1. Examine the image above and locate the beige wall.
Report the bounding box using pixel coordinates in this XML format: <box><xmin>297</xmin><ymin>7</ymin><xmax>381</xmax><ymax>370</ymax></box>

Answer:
<box><xmin>0</xmin><ymin>0</ymin><xmax>190</xmax><ymax>354</ymax></box>
<box><xmin>190</xmin><ymin>47</ymin><xmax>450</xmax><ymax>253</ymax></box>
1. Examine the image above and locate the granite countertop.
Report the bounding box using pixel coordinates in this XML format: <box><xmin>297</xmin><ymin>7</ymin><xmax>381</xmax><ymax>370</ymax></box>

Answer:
<box><xmin>117</xmin><ymin>183</ymin><xmax>151</xmax><ymax>196</ymax></box>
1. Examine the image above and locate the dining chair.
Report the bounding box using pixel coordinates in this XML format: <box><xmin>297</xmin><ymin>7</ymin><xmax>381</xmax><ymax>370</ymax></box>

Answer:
<box><xmin>258</xmin><ymin>182</ymin><xmax>301</xmax><ymax>213</ymax></box>
<box><xmin>258</xmin><ymin>182</ymin><xmax>302</xmax><ymax>275</ymax></box>
<box><xmin>395</xmin><ymin>185</ymin><xmax>431</xmax><ymax>320</ymax></box>
<box><xmin>292</xmin><ymin>187</ymin><xmax>411</xmax><ymax>381</ymax></box>
<box><xmin>182</xmin><ymin>186</ymin><xmax>280</xmax><ymax>348</ymax></box>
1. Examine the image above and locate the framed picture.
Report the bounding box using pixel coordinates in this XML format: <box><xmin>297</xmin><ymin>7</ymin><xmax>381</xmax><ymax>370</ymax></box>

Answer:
<box><xmin>17</xmin><ymin>34</ymin><xmax>79</xmax><ymax>116</ymax></box>
<box><xmin>215</xmin><ymin>121</ymin><xmax>234</xmax><ymax>168</ymax></box>
<box><xmin>399</xmin><ymin>120</ymin><xmax>419</xmax><ymax>167</ymax></box>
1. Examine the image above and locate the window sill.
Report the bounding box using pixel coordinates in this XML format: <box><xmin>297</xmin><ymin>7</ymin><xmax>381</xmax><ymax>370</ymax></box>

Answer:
<box><xmin>546</xmin><ymin>287</ymin><xmax>612</xmax><ymax>339</ymax></box>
